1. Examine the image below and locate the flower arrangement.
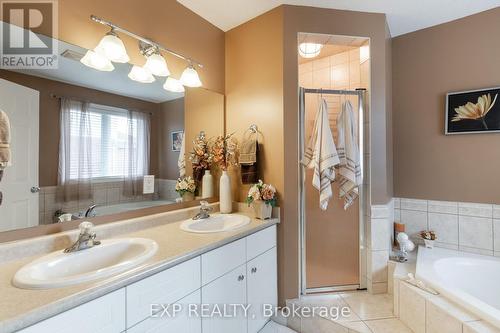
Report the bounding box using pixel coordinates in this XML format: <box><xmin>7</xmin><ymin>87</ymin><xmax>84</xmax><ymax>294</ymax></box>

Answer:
<box><xmin>189</xmin><ymin>133</ymin><xmax>213</xmax><ymax>182</ymax></box>
<box><xmin>175</xmin><ymin>176</ymin><xmax>196</xmax><ymax>197</ymax></box>
<box><xmin>211</xmin><ymin>133</ymin><xmax>238</xmax><ymax>171</ymax></box>
<box><xmin>420</xmin><ymin>230</ymin><xmax>436</xmax><ymax>241</ymax></box>
<box><xmin>245</xmin><ymin>180</ymin><xmax>277</xmax><ymax>207</ymax></box>
<box><xmin>420</xmin><ymin>230</ymin><xmax>436</xmax><ymax>249</ymax></box>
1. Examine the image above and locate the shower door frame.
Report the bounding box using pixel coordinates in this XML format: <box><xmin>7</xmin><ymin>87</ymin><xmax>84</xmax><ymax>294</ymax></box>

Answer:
<box><xmin>298</xmin><ymin>87</ymin><xmax>368</xmax><ymax>295</ymax></box>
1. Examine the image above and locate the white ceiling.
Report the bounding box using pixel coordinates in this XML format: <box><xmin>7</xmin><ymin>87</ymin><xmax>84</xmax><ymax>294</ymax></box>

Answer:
<box><xmin>177</xmin><ymin>0</ymin><xmax>500</xmax><ymax>36</ymax></box>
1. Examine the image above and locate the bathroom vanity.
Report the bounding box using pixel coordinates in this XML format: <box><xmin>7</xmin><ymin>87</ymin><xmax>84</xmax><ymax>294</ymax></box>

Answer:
<box><xmin>0</xmin><ymin>207</ymin><xmax>278</xmax><ymax>333</ymax></box>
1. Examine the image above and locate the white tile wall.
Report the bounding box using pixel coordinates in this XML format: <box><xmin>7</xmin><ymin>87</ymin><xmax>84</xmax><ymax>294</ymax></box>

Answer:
<box><xmin>395</xmin><ymin>198</ymin><xmax>499</xmax><ymax>257</ymax></box>
<box><xmin>39</xmin><ymin>179</ymin><xmax>177</xmax><ymax>225</ymax></box>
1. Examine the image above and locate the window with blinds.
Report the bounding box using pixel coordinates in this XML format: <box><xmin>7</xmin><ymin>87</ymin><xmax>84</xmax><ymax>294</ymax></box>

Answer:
<box><xmin>67</xmin><ymin>104</ymin><xmax>145</xmax><ymax>180</ymax></box>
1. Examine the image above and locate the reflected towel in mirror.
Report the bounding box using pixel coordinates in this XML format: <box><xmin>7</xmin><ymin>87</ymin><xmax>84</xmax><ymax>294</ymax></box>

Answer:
<box><xmin>0</xmin><ymin>110</ymin><xmax>11</xmax><ymax>170</ymax></box>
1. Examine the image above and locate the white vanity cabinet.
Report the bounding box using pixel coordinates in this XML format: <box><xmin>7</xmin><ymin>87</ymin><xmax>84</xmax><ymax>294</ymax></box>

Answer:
<box><xmin>16</xmin><ymin>225</ymin><xmax>277</xmax><ymax>333</ymax></box>
<box><xmin>247</xmin><ymin>248</ymin><xmax>278</xmax><ymax>333</ymax></box>
<box><xmin>18</xmin><ymin>289</ymin><xmax>126</xmax><ymax>333</ymax></box>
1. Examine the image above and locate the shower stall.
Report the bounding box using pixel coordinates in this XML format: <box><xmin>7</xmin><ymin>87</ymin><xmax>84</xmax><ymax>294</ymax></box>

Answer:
<box><xmin>298</xmin><ymin>33</ymin><xmax>371</xmax><ymax>295</ymax></box>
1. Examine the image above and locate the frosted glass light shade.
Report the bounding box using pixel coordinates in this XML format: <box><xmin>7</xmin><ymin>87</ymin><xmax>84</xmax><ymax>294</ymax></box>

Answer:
<box><xmin>80</xmin><ymin>49</ymin><xmax>114</xmax><ymax>71</ymax></box>
<box><xmin>180</xmin><ymin>65</ymin><xmax>202</xmax><ymax>87</ymax></box>
<box><xmin>163</xmin><ymin>77</ymin><xmax>185</xmax><ymax>93</ymax></box>
<box><xmin>128</xmin><ymin>65</ymin><xmax>155</xmax><ymax>83</ymax></box>
<box><xmin>144</xmin><ymin>53</ymin><xmax>170</xmax><ymax>77</ymax></box>
<box><xmin>95</xmin><ymin>33</ymin><xmax>130</xmax><ymax>63</ymax></box>
<box><xmin>298</xmin><ymin>43</ymin><xmax>323</xmax><ymax>58</ymax></box>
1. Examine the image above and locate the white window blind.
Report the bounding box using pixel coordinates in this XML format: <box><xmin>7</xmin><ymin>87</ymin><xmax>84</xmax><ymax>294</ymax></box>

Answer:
<box><xmin>67</xmin><ymin>103</ymin><xmax>148</xmax><ymax>180</ymax></box>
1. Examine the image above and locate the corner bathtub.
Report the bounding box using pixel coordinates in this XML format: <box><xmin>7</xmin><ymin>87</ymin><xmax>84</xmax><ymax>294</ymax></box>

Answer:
<box><xmin>416</xmin><ymin>246</ymin><xmax>500</xmax><ymax>328</ymax></box>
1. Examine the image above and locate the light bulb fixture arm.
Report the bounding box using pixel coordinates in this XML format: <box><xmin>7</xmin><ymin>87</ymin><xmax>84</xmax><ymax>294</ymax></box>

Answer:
<box><xmin>90</xmin><ymin>15</ymin><xmax>203</xmax><ymax>68</ymax></box>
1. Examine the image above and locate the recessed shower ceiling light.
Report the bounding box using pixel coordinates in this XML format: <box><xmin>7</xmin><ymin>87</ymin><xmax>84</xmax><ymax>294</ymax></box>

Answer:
<box><xmin>298</xmin><ymin>43</ymin><xmax>323</xmax><ymax>59</ymax></box>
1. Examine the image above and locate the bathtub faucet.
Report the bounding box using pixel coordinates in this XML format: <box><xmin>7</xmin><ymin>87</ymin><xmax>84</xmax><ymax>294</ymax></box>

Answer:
<box><xmin>85</xmin><ymin>204</ymin><xmax>98</xmax><ymax>218</ymax></box>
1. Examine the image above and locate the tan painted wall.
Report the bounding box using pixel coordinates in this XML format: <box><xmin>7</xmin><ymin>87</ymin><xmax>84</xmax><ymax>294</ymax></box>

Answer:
<box><xmin>57</xmin><ymin>0</ymin><xmax>225</xmax><ymax>93</ymax></box>
<box><xmin>393</xmin><ymin>7</ymin><xmax>500</xmax><ymax>203</ymax></box>
<box><xmin>225</xmin><ymin>8</ymin><xmax>284</xmax><ymax>202</ymax></box>
<box><xmin>159</xmin><ymin>98</ymin><xmax>185</xmax><ymax>180</ymax></box>
<box><xmin>0</xmin><ymin>70</ymin><xmax>160</xmax><ymax>187</ymax></box>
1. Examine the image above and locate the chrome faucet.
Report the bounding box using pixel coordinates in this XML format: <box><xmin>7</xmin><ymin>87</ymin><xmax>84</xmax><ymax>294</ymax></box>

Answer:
<box><xmin>64</xmin><ymin>222</ymin><xmax>101</xmax><ymax>253</ymax></box>
<box><xmin>84</xmin><ymin>204</ymin><xmax>98</xmax><ymax>218</ymax></box>
<box><xmin>192</xmin><ymin>201</ymin><xmax>212</xmax><ymax>220</ymax></box>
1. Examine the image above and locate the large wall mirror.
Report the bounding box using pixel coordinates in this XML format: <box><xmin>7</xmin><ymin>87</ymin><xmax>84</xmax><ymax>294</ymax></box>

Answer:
<box><xmin>0</xmin><ymin>22</ymin><xmax>224</xmax><ymax>236</ymax></box>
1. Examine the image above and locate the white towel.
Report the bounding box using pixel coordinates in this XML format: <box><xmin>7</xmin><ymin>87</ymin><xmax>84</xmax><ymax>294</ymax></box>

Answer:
<box><xmin>337</xmin><ymin>100</ymin><xmax>361</xmax><ymax>209</ymax></box>
<box><xmin>302</xmin><ymin>98</ymin><xmax>340</xmax><ymax>211</ymax></box>
<box><xmin>0</xmin><ymin>110</ymin><xmax>11</xmax><ymax>170</ymax></box>
<box><xmin>177</xmin><ymin>132</ymin><xmax>186</xmax><ymax>177</ymax></box>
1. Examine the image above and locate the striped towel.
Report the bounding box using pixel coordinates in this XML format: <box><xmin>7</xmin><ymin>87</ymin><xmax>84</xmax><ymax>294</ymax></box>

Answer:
<box><xmin>337</xmin><ymin>100</ymin><xmax>361</xmax><ymax>209</ymax></box>
<box><xmin>0</xmin><ymin>110</ymin><xmax>11</xmax><ymax>170</ymax></box>
<box><xmin>301</xmin><ymin>98</ymin><xmax>340</xmax><ymax>211</ymax></box>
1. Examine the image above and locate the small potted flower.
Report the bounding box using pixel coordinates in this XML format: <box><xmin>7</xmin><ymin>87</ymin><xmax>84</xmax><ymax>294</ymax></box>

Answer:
<box><xmin>245</xmin><ymin>180</ymin><xmax>277</xmax><ymax>220</ymax></box>
<box><xmin>420</xmin><ymin>230</ymin><xmax>437</xmax><ymax>249</ymax></box>
<box><xmin>175</xmin><ymin>176</ymin><xmax>196</xmax><ymax>202</ymax></box>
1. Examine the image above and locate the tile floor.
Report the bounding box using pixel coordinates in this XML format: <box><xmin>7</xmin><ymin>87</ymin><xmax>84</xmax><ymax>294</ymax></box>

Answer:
<box><xmin>276</xmin><ymin>291</ymin><xmax>413</xmax><ymax>333</ymax></box>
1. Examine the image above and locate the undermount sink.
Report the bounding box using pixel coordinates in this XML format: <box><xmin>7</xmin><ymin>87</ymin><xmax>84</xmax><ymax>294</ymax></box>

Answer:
<box><xmin>180</xmin><ymin>214</ymin><xmax>251</xmax><ymax>233</ymax></box>
<box><xmin>13</xmin><ymin>238</ymin><xmax>158</xmax><ymax>289</ymax></box>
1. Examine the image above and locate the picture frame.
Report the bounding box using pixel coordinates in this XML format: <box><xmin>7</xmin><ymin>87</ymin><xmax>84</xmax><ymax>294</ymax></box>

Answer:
<box><xmin>445</xmin><ymin>86</ymin><xmax>500</xmax><ymax>135</ymax></box>
<box><xmin>171</xmin><ymin>131</ymin><xmax>184</xmax><ymax>152</ymax></box>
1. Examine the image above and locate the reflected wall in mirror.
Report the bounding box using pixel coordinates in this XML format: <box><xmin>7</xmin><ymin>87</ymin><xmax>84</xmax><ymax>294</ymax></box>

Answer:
<box><xmin>0</xmin><ymin>25</ymin><xmax>224</xmax><ymax>233</ymax></box>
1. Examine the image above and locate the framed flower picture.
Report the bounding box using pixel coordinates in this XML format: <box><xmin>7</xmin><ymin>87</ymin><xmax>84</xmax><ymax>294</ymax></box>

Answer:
<box><xmin>445</xmin><ymin>87</ymin><xmax>500</xmax><ymax>134</ymax></box>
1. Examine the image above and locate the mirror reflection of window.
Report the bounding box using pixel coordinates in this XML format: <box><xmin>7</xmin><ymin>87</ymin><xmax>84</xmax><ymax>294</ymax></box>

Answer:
<box><xmin>58</xmin><ymin>98</ymin><xmax>150</xmax><ymax>202</ymax></box>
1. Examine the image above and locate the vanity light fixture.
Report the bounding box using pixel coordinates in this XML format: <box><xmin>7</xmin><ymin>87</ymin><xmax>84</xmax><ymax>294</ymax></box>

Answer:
<box><xmin>163</xmin><ymin>77</ymin><xmax>185</xmax><ymax>93</ymax></box>
<box><xmin>128</xmin><ymin>65</ymin><xmax>155</xmax><ymax>83</ymax></box>
<box><xmin>95</xmin><ymin>29</ymin><xmax>130</xmax><ymax>63</ymax></box>
<box><xmin>180</xmin><ymin>63</ymin><xmax>202</xmax><ymax>88</ymax></box>
<box><xmin>298</xmin><ymin>42</ymin><xmax>323</xmax><ymax>59</ymax></box>
<box><xmin>144</xmin><ymin>52</ymin><xmax>170</xmax><ymax>77</ymax></box>
<box><xmin>89</xmin><ymin>15</ymin><xmax>203</xmax><ymax>87</ymax></box>
<box><xmin>80</xmin><ymin>49</ymin><xmax>114</xmax><ymax>71</ymax></box>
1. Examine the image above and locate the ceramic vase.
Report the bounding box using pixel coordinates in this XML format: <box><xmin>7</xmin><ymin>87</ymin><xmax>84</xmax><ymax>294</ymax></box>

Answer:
<box><xmin>424</xmin><ymin>239</ymin><xmax>435</xmax><ymax>249</ymax></box>
<box><xmin>201</xmin><ymin>170</ymin><xmax>214</xmax><ymax>198</ymax></box>
<box><xmin>253</xmin><ymin>201</ymin><xmax>272</xmax><ymax>220</ymax></box>
<box><xmin>219</xmin><ymin>170</ymin><xmax>232</xmax><ymax>213</ymax></box>
<box><xmin>182</xmin><ymin>192</ymin><xmax>194</xmax><ymax>202</ymax></box>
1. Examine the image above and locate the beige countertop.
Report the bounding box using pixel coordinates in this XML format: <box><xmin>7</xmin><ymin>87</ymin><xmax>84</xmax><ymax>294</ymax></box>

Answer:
<box><xmin>0</xmin><ymin>205</ymin><xmax>279</xmax><ymax>333</ymax></box>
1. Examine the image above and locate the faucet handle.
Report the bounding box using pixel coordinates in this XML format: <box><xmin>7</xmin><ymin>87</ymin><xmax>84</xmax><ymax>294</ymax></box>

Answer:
<box><xmin>78</xmin><ymin>221</ymin><xmax>95</xmax><ymax>235</ymax></box>
<box><xmin>200</xmin><ymin>201</ymin><xmax>212</xmax><ymax>211</ymax></box>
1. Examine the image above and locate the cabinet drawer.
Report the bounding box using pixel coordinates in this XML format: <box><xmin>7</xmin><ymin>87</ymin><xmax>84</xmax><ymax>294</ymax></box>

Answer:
<box><xmin>127</xmin><ymin>257</ymin><xmax>201</xmax><ymax>328</ymax></box>
<box><xmin>127</xmin><ymin>290</ymin><xmax>201</xmax><ymax>333</ymax></box>
<box><xmin>19</xmin><ymin>289</ymin><xmax>125</xmax><ymax>333</ymax></box>
<box><xmin>201</xmin><ymin>238</ymin><xmax>246</xmax><ymax>285</ymax></box>
<box><xmin>246</xmin><ymin>225</ymin><xmax>276</xmax><ymax>261</ymax></box>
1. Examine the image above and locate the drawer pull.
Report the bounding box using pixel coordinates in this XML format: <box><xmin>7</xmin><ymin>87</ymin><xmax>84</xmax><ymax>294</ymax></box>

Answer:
<box><xmin>251</xmin><ymin>267</ymin><xmax>257</xmax><ymax>274</ymax></box>
<box><xmin>238</xmin><ymin>274</ymin><xmax>245</xmax><ymax>281</ymax></box>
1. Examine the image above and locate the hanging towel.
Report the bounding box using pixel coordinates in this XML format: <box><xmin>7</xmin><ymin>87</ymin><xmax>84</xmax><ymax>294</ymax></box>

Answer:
<box><xmin>239</xmin><ymin>133</ymin><xmax>259</xmax><ymax>184</ymax></box>
<box><xmin>337</xmin><ymin>100</ymin><xmax>362</xmax><ymax>210</ymax></box>
<box><xmin>0</xmin><ymin>110</ymin><xmax>11</xmax><ymax>170</ymax></box>
<box><xmin>301</xmin><ymin>98</ymin><xmax>340</xmax><ymax>211</ymax></box>
<box><xmin>178</xmin><ymin>132</ymin><xmax>186</xmax><ymax>177</ymax></box>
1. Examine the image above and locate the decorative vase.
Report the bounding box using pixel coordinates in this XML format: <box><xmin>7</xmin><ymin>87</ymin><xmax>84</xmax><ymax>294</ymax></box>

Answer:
<box><xmin>182</xmin><ymin>192</ymin><xmax>194</xmax><ymax>202</ymax></box>
<box><xmin>201</xmin><ymin>170</ymin><xmax>214</xmax><ymax>198</ymax></box>
<box><xmin>424</xmin><ymin>239</ymin><xmax>435</xmax><ymax>249</ymax></box>
<box><xmin>253</xmin><ymin>201</ymin><xmax>272</xmax><ymax>220</ymax></box>
<box><xmin>219</xmin><ymin>170</ymin><xmax>232</xmax><ymax>213</ymax></box>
